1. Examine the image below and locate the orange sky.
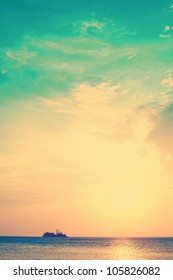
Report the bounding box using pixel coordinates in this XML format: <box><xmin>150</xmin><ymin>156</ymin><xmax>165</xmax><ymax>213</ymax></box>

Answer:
<box><xmin>1</xmin><ymin>0</ymin><xmax>173</xmax><ymax>237</ymax></box>
<box><xmin>1</xmin><ymin>83</ymin><xmax>173</xmax><ymax>237</ymax></box>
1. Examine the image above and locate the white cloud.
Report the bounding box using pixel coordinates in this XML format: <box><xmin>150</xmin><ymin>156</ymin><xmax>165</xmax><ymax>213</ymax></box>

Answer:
<box><xmin>27</xmin><ymin>36</ymin><xmax>110</xmax><ymax>57</ymax></box>
<box><xmin>164</xmin><ymin>25</ymin><xmax>171</xmax><ymax>32</ymax></box>
<box><xmin>159</xmin><ymin>25</ymin><xmax>171</xmax><ymax>38</ymax></box>
<box><xmin>159</xmin><ymin>34</ymin><xmax>171</xmax><ymax>38</ymax></box>
<box><xmin>6</xmin><ymin>49</ymin><xmax>37</xmax><ymax>62</ymax></box>
<box><xmin>80</xmin><ymin>20</ymin><xmax>105</xmax><ymax>32</ymax></box>
<box><xmin>1</xmin><ymin>69</ymin><xmax>7</xmax><ymax>75</ymax></box>
<box><xmin>161</xmin><ymin>74</ymin><xmax>173</xmax><ymax>87</ymax></box>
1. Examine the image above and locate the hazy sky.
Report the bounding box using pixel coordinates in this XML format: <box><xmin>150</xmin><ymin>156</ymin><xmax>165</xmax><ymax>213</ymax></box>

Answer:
<box><xmin>0</xmin><ymin>0</ymin><xmax>173</xmax><ymax>237</ymax></box>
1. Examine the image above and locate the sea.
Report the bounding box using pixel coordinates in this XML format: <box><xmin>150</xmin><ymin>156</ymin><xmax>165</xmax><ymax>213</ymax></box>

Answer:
<box><xmin>0</xmin><ymin>237</ymin><xmax>173</xmax><ymax>260</ymax></box>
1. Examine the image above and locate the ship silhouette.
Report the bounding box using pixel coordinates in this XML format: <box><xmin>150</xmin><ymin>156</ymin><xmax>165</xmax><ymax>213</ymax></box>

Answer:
<box><xmin>42</xmin><ymin>229</ymin><xmax>68</xmax><ymax>238</ymax></box>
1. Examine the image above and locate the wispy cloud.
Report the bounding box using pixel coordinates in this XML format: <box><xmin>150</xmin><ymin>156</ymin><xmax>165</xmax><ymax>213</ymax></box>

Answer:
<box><xmin>80</xmin><ymin>20</ymin><xmax>105</xmax><ymax>32</ymax></box>
<box><xmin>40</xmin><ymin>82</ymin><xmax>156</xmax><ymax>144</ymax></box>
<box><xmin>161</xmin><ymin>74</ymin><xmax>173</xmax><ymax>87</ymax></box>
<box><xmin>6</xmin><ymin>49</ymin><xmax>37</xmax><ymax>63</ymax></box>
<box><xmin>160</xmin><ymin>25</ymin><xmax>172</xmax><ymax>38</ymax></box>
<box><xmin>159</xmin><ymin>34</ymin><xmax>171</xmax><ymax>38</ymax></box>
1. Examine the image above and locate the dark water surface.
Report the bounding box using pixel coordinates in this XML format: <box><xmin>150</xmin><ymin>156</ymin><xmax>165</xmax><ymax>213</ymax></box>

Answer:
<box><xmin>0</xmin><ymin>237</ymin><xmax>173</xmax><ymax>260</ymax></box>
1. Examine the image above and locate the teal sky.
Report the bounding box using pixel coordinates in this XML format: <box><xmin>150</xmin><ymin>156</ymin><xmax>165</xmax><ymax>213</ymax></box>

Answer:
<box><xmin>1</xmin><ymin>0</ymin><xmax>173</xmax><ymax>98</ymax></box>
<box><xmin>1</xmin><ymin>0</ymin><xmax>173</xmax><ymax>236</ymax></box>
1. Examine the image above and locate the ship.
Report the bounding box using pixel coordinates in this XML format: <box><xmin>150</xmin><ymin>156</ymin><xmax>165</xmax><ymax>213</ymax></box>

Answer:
<box><xmin>42</xmin><ymin>229</ymin><xmax>68</xmax><ymax>238</ymax></box>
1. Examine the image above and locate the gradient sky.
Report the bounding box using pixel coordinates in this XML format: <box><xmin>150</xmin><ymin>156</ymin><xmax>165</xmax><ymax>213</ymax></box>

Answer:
<box><xmin>0</xmin><ymin>0</ymin><xmax>173</xmax><ymax>237</ymax></box>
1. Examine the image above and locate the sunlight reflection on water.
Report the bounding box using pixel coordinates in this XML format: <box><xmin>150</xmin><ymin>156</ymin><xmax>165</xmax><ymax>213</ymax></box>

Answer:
<box><xmin>0</xmin><ymin>237</ymin><xmax>173</xmax><ymax>259</ymax></box>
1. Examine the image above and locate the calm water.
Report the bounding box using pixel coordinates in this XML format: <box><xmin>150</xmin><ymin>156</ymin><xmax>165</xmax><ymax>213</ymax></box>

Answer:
<box><xmin>0</xmin><ymin>237</ymin><xmax>173</xmax><ymax>260</ymax></box>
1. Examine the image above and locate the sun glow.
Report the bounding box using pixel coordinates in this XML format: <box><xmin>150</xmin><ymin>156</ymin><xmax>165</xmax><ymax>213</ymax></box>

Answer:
<box><xmin>1</xmin><ymin>0</ymin><xmax>173</xmax><ymax>237</ymax></box>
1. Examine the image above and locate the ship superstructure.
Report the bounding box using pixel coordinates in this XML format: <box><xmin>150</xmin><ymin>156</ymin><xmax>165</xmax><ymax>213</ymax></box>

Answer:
<box><xmin>42</xmin><ymin>229</ymin><xmax>68</xmax><ymax>237</ymax></box>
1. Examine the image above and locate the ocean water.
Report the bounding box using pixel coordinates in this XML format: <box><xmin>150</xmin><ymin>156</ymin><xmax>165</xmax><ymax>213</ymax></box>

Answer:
<box><xmin>0</xmin><ymin>237</ymin><xmax>173</xmax><ymax>260</ymax></box>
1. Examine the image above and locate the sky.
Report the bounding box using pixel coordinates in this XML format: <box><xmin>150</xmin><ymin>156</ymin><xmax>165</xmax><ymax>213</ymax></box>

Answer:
<box><xmin>0</xmin><ymin>0</ymin><xmax>173</xmax><ymax>237</ymax></box>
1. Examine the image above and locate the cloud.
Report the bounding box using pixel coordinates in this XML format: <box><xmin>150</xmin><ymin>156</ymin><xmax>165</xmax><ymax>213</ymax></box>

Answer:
<box><xmin>40</xmin><ymin>82</ymin><xmax>155</xmax><ymax>144</ymax></box>
<box><xmin>161</xmin><ymin>74</ymin><xmax>173</xmax><ymax>87</ymax></box>
<box><xmin>40</xmin><ymin>82</ymin><xmax>123</xmax><ymax>136</ymax></box>
<box><xmin>6</xmin><ymin>49</ymin><xmax>37</xmax><ymax>63</ymax></box>
<box><xmin>1</xmin><ymin>70</ymin><xmax>7</xmax><ymax>75</ymax></box>
<box><xmin>146</xmin><ymin>101</ymin><xmax>173</xmax><ymax>171</ymax></box>
<box><xmin>80</xmin><ymin>20</ymin><xmax>105</xmax><ymax>32</ymax></box>
<box><xmin>160</xmin><ymin>25</ymin><xmax>172</xmax><ymax>38</ymax></box>
<box><xmin>159</xmin><ymin>34</ymin><xmax>171</xmax><ymax>38</ymax></box>
<box><xmin>4</xmin><ymin>32</ymin><xmax>171</xmax><ymax>102</ymax></box>
<box><xmin>26</xmin><ymin>35</ymin><xmax>110</xmax><ymax>57</ymax></box>
<box><xmin>164</xmin><ymin>25</ymin><xmax>171</xmax><ymax>32</ymax></box>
